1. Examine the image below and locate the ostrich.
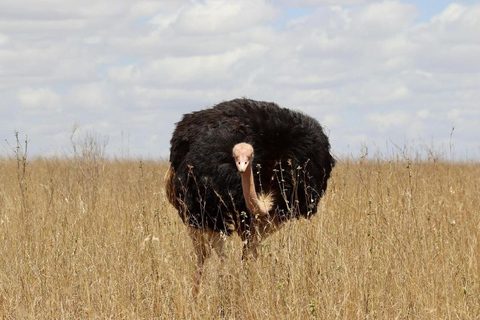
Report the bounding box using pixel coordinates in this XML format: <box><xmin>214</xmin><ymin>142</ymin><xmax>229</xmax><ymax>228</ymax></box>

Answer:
<box><xmin>165</xmin><ymin>98</ymin><xmax>335</xmax><ymax>294</ymax></box>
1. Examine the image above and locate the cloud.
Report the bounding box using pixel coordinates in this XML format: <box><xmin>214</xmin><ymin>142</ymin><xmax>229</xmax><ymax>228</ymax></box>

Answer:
<box><xmin>322</xmin><ymin>114</ymin><xmax>340</xmax><ymax>128</ymax></box>
<box><xmin>132</xmin><ymin>45</ymin><xmax>267</xmax><ymax>86</ymax></box>
<box><xmin>351</xmin><ymin>1</ymin><xmax>418</xmax><ymax>37</ymax></box>
<box><xmin>432</xmin><ymin>3</ymin><xmax>466</xmax><ymax>24</ymax></box>
<box><xmin>18</xmin><ymin>87</ymin><xmax>62</xmax><ymax>113</ymax></box>
<box><xmin>366</xmin><ymin>111</ymin><xmax>409</xmax><ymax>130</ymax></box>
<box><xmin>0</xmin><ymin>33</ymin><xmax>8</xmax><ymax>45</ymax></box>
<box><xmin>170</xmin><ymin>0</ymin><xmax>278</xmax><ymax>34</ymax></box>
<box><xmin>281</xmin><ymin>0</ymin><xmax>366</xmax><ymax>5</ymax></box>
<box><xmin>1</xmin><ymin>1</ymin><xmax>480</xmax><ymax>159</ymax></box>
<box><xmin>417</xmin><ymin>109</ymin><xmax>429</xmax><ymax>119</ymax></box>
<box><xmin>411</xmin><ymin>3</ymin><xmax>480</xmax><ymax>73</ymax></box>
<box><xmin>66</xmin><ymin>82</ymin><xmax>114</xmax><ymax>110</ymax></box>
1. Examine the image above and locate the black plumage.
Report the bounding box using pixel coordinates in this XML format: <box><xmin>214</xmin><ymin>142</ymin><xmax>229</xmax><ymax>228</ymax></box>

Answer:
<box><xmin>167</xmin><ymin>98</ymin><xmax>335</xmax><ymax>239</ymax></box>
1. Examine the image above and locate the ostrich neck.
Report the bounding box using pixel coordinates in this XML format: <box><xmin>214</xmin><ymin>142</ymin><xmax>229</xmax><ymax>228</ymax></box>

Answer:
<box><xmin>241</xmin><ymin>164</ymin><xmax>268</xmax><ymax>216</ymax></box>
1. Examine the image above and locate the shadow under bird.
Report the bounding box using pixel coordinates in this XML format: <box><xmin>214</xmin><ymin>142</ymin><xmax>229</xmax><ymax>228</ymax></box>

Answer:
<box><xmin>165</xmin><ymin>98</ymin><xmax>335</xmax><ymax>295</ymax></box>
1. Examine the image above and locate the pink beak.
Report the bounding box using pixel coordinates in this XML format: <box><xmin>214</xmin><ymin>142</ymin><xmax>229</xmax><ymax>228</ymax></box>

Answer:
<box><xmin>236</xmin><ymin>160</ymin><xmax>249</xmax><ymax>173</ymax></box>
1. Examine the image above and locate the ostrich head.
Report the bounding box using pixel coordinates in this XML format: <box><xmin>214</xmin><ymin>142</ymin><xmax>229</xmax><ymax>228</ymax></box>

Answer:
<box><xmin>232</xmin><ymin>142</ymin><xmax>272</xmax><ymax>217</ymax></box>
<box><xmin>232</xmin><ymin>143</ymin><xmax>254</xmax><ymax>173</ymax></box>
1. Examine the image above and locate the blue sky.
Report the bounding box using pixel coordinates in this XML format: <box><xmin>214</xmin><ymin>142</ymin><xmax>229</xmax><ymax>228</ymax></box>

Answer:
<box><xmin>411</xmin><ymin>0</ymin><xmax>479</xmax><ymax>20</ymax></box>
<box><xmin>1</xmin><ymin>0</ymin><xmax>480</xmax><ymax>160</ymax></box>
<box><xmin>281</xmin><ymin>1</ymin><xmax>480</xmax><ymax>23</ymax></box>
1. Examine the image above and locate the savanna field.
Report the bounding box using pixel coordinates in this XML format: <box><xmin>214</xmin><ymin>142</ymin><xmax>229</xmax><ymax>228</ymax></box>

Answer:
<box><xmin>0</xmin><ymin>136</ymin><xmax>479</xmax><ymax>319</ymax></box>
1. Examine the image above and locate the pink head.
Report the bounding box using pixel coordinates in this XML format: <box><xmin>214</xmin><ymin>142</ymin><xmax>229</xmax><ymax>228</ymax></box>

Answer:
<box><xmin>232</xmin><ymin>143</ymin><xmax>254</xmax><ymax>173</ymax></box>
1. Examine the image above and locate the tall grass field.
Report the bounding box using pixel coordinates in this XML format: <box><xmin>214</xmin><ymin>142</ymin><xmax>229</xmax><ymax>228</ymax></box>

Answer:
<box><xmin>0</xmin><ymin>135</ymin><xmax>479</xmax><ymax>319</ymax></box>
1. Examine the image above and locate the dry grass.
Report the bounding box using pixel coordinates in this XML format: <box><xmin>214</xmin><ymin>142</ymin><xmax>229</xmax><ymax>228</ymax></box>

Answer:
<box><xmin>0</xmin><ymin>141</ymin><xmax>479</xmax><ymax>319</ymax></box>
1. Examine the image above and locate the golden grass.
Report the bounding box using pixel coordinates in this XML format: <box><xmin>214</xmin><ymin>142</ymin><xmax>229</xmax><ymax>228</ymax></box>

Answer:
<box><xmin>0</xmin><ymin>151</ymin><xmax>479</xmax><ymax>319</ymax></box>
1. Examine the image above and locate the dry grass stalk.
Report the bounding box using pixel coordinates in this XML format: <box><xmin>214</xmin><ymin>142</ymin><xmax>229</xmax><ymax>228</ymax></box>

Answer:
<box><xmin>0</xmin><ymin>145</ymin><xmax>479</xmax><ymax>319</ymax></box>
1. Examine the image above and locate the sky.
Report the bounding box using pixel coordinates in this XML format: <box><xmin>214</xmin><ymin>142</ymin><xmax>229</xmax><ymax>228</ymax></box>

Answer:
<box><xmin>1</xmin><ymin>0</ymin><xmax>480</xmax><ymax>160</ymax></box>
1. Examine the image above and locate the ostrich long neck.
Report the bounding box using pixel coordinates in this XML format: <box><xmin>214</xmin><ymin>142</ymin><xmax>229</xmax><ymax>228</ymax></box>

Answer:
<box><xmin>241</xmin><ymin>164</ymin><xmax>269</xmax><ymax>217</ymax></box>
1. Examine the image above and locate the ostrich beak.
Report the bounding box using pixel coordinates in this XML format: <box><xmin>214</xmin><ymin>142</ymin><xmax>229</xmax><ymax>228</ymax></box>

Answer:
<box><xmin>236</xmin><ymin>160</ymin><xmax>249</xmax><ymax>173</ymax></box>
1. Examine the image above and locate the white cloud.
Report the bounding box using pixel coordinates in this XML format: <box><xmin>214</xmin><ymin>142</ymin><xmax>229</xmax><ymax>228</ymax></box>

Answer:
<box><xmin>84</xmin><ymin>36</ymin><xmax>103</xmax><ymax>45</ymax></box>
<box><xmin>172</xmin><ymin>0</ymin><xmax>278</xmax><ymax>34</ymax></box>
<box><xmin>108</xmin><ymin>65</ymin><xmax>139</xmax><ymax>84</ymax></box>
<box><xmin>366</xmin><ymin>111</ymin><xmax>409</xmax><ymax>130</ymax></box>
<box><xmin>351</xmin><ymin>1</ymin><xmax>418</xmax><ymax>37</ymax></box>
<box><xmin>447</xmin><ymin>108</ymin><xmax>461</xmax><ymax>120</ymax></box>
<box><xmin>108</xmin><ymin>44</ymin><xmax>268</xmax><ymax>90</ymax></box>
<box><xmin>18</xmin><ymin>87</ymin><xmax>62</xmax><ymax>112</ymax></box>
<box><xmin>1</xmin><ymin>1</ymin><xmax>480</xmax><ymax>159</ymax></box>
<box><xmin>282</xmin><ymin>0</ymin><xmax>366</xmax><ymax>5</ymax></box>
<box><xmin>67</xmin><ymin>83</ymin><xmax>114</xmax><ymax>110</ymax></box>
<box><xmin>0</xmin><ymin>33</ymin><xmax>8</xmax><ymax>45</ymax></box>
<box><xmin>149</xmin><ymin>46</ymin><xmax>266</xmax><ymax>84</ymax></box>
<box><xmin>322</xmin><ymin>114</ymin><xmax>340</xmax><ymax>128</ymax></box>
<box><xmin>432</xmin><ymin>3</ymin><xmax>466</xmax><ymax>23</ymax></box>
<box><xmin>417</xmin><ymin>109</ymin><xmax>429</xmax><ymax>119</ymax></box>
<box><xmin>410</xmin><ymin>3</ymin><xmax>480</xmax><ymax>73</ymax></box>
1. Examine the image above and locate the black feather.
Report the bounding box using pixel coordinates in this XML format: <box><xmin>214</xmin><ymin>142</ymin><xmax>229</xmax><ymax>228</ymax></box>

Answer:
<box><xmin>168</xmin><ymin>98</ymin><xmax>335</xmax><ymax>237</ymax></box>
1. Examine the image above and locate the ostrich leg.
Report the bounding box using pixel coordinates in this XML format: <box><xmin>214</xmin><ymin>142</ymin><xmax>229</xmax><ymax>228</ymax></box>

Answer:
<box><xmin>189</xmin><ymin>228</ymin><xmax>209</xmax><ymax>297</ymax></box>
<box><xmin>189</xmin><ymin>228</ymin><xmax>226</xmax><ymax>297</ymax></box>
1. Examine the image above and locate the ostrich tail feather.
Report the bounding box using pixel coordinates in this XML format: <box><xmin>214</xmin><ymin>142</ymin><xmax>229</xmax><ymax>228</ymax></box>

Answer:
<box><xmin>257</xmin><ymin>191</ymin><xmax>274</xmax><ymax>216</ymax></box>
<box><xmin>164</xmin><ymin>166</ymin><xmax>178</xmax><ymax>209</ymax></box>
